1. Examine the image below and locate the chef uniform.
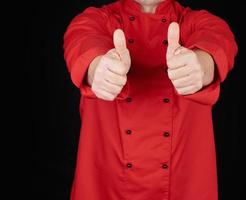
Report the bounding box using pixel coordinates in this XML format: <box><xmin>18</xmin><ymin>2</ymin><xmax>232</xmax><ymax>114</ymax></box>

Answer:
<box><xmin>63</xmin><ymin>0</ymin><xmax>238</xmax><ymax>199</ymax></box>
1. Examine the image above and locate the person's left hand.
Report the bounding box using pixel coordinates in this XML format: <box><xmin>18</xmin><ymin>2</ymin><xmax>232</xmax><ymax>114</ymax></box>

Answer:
<box><xmin>166</xmin><ymin>22</ymin><xmax>215</xmax><ymax>95</ymax></box>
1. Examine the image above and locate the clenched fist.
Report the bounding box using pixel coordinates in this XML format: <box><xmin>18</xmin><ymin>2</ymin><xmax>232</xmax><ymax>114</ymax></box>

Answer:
<box><xmin>166</xmin><ymin>22</ymin><xmax>215</xmax><ymax>95</ymax></box>
<box><xmin>87</xmin><ymin>29</ymin><xmax>131</xmax><ymax>101</ymax></box>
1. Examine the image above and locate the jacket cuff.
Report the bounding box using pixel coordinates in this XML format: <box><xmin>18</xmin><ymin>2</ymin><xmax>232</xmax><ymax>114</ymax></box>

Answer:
<box><xmin>173</xmin><ymin>79</ymin><xmax>220</xmax><ymax>106</ymax></box>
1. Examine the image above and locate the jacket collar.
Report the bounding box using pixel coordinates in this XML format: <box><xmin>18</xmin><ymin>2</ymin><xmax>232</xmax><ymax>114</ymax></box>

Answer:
<box><xmin>121</xmin><ymin>0</ymin><xmax>174</xmax><ymax>15</ymax></box>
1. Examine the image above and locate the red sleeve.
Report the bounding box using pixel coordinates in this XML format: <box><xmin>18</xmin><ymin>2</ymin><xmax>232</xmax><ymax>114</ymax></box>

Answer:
<box><xmin>63</xmin><ymin>7</ymin><xmax>129</xmax><ymax>99</ymax></box>
<box><xmin>179</xmin><ymin>9</ymin><xmax>238</xmax><ymax>105</ymax></box>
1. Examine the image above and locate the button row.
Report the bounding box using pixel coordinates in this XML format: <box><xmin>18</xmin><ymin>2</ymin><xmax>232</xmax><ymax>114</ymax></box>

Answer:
<box><xmin>125</xmin><ymin>129</ymin><xmax>170</xmax><ymax>137</ymax></box>
<box><xmin>129</xmin><ymin>16</ymin><xmax>167</xmax><ymax>23</ymax></box>
<box><xmin>125</xmin><ymin>97</ymin><xmax>170</xmax><ymax>103</ymax></box>
<box><xmin>126</xmin><ymin>162</ymin><xmax>169</xmax><ymax>169</ymax></box>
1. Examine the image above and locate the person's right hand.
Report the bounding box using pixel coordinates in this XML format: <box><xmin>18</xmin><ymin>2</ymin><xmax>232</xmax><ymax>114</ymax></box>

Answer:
<box><xmin>87</xmin><ymin>29</ymin><xmax>131</xmax><ymax>101</ymax></box>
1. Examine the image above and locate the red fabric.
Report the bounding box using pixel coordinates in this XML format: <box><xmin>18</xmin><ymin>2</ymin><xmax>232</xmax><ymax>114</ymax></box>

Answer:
<box><xmin>63</xmin><ymin>0</ymin><xmax>238</xmax><ymax>199</ymax></box>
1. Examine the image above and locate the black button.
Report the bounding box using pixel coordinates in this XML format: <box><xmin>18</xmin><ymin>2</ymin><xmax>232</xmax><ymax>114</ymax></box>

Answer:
<box><xmin>163</xmin><ymin>132</ymin><xmax>170</xmax><ymax>137</ymax></box>
<box><xmin>163</xmin><ymin>98</ymin><xmax>170</xmax><ymax>103</ymax></box>
<box><xmin>163</xmin><ymin>39</ymin><xmax>168</xmax><ymax>45</ymax></box>
<box><xmin>129</xmin><ymin>16</ymin><xmax>135</xmax><ymax>21</ymax></box>
<box><xmin>126</xmin><ymin>97</ymin><xmax>132</xmax><ymax>102</ymax></box>
<box><xmin>161</xmin><ymin>18</ymin><xmax>167</xmax><ymax>23</ymax></box>
<box><xmin>126</xmin><ymin>129</ymin><xmax>132</xmax><ymax>135</ymax></box>
<box><xmin>162</xmin><ymin>163</ymin><xmax>168</xmax><ymax>169</ymax></box>
<box><xmin>128</xmin><ymin>39</ymin><xmax>134</xmax><ymax>44</ymax></box>
<box><xmin>126</xmin><ymin>163</ymin><xmax>132</xmax><ymax>168</ymax></box>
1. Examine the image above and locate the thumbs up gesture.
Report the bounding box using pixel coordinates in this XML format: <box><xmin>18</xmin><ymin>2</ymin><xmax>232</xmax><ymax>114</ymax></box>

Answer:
<box><xmin>88</xmin><ymin>29</ymin><xmax>131</xmax><ymax>101</ymax></box>
<box><xmin>166</xmin><ymin>22</ymin><xmax>215</xmax><ymax>95</ymax></box>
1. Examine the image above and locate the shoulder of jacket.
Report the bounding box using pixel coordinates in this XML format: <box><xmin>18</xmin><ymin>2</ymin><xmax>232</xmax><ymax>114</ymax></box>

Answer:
<box><xmin>82</xmin><ymin>1</ymin><xmax>121</xmax><ymax>19</ymax></box>
<box><xmin>172</xmin><ymin>1</ymin><xmax>193</xmax><ymax>17</ymax></box>
<box><xmin>172</xmin><ymin>1</ymin><xmax>221</xmax><ymax>24</ymax></box>
<box><xmin>173</xmin><ymin>1</ymin><xmax>219</xmax><ymax>19</ymax></box>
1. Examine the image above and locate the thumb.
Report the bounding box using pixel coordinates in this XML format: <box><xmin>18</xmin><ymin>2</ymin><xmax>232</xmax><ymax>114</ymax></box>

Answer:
<box><xmin>166</xmin><ymin>22</ymin><xmax>181</xmax><ymax>60</ymax></box>
<box><xmin>113</xmin><ymin>29</ymin><xmax>131</xmax><ymax>67</ymax></box>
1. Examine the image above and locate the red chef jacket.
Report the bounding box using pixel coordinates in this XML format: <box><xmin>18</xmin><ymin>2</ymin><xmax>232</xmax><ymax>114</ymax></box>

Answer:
<box><xmin>63</xmin><ymin>0</ymin><xmax>238</xmax><ymax>199</ymax></box>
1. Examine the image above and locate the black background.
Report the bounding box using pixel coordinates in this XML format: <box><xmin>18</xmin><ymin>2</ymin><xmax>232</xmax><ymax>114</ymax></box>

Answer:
<box><xmin>29</xmin><ymin>0</ymin><xmax>245</xmax><ymax>199</ymax></box>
